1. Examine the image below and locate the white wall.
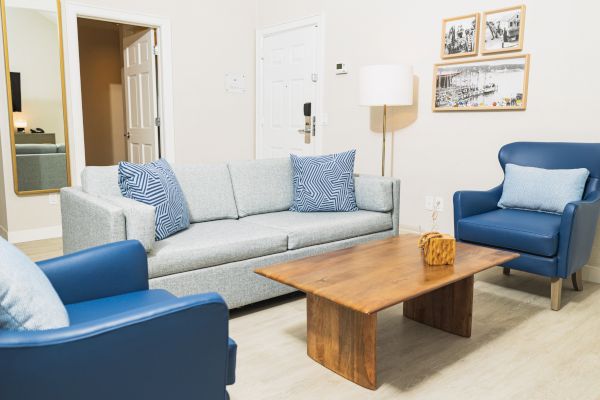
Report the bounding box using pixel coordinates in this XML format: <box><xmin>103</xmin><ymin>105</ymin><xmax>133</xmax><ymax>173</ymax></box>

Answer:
<box><xmin>0</xmin><ymin>0</ymin><xmax>258</xmax><ymax>241</ymax></box>
<box><xmin>1</xmin><ymin>0</ymin><xmax>599</xmax><ymax>261</ymax></box>
<box><xmin>257</xmin><ymin>0</ymin><xmax>600</xmax><ymax>229</ymax></box>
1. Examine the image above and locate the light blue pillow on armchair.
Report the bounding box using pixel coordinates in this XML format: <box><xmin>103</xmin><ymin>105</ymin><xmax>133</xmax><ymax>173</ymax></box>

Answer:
<box><xmin>290</xmin><ymin>150</ymin><xmax>359</xmax><ymax>212</ymax></box>
<box><xmin>498</xmin><ymin>163</ymin><xmax>590</xmax><ymax>214</ymax></box>
<box><xmin>0</xmin><ymin>237</ymin><xmax>69</xmax><ymax>331</ymax></box>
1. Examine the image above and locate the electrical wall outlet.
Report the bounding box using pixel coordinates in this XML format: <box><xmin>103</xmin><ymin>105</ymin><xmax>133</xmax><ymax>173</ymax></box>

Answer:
<box><xmin>425</xmin><ymin>196</ymin><xmax>444</xmax><ymax>211</ymax></box>
<box><xmin>434</xmin><ymin>197</ymin><xmax>444</xmax><ymax>212</ymax></box>
<box><xmin>425</xmin><ymin>195</ymin><xmax>434</xmax><ymax>211</ymax></box>
<box><xmin>48</xmin><ymin>193</ymin><xmax>58</xmax><ymax>205</ymax></box>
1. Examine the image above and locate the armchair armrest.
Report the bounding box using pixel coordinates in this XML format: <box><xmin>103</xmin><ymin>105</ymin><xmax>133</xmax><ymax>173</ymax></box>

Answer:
<box><xmin>60</xmin><ymin>187</ymin><xmax>126</xmax><ymax>254</ymax></box>
<box><xmin>100</xmin><ymin>195</ymin><xmax>156</xmax><ymax>252</ymax></box>
<box><xmin>354</xmin><ymin>174</ymin><xmax>401</xmax><ymax>235</ymax></box>
<box><xmin>0</xmin><ymin>293</ymin><xmax>231</xmax><ymax>400</ymax></box>
<box><xmin>37</xmin><ymin>241</ymin><xmax>149</xmax><ymax>305</ymax></box>
<box><xmin>558</xmin><ymin>191</ymin><xmax>600</xmax><ymax>278</ymax></box>
<box><xmin>453</xmin><ymin>185</ymin><xmax>503</xmax><ymax>238</ymax></box>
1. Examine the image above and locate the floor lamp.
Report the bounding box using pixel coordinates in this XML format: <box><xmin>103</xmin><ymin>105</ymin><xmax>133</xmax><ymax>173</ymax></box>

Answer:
<box><xmin>359</xmin><ymin>65</ymin><xmax>413</xmax><ymax>176</ymax></box>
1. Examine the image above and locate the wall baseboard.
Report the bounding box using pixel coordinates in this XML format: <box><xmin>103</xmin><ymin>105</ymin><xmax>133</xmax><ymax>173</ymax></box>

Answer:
<box><xmin>583</xmin><ymin>265</ymin><xmax>600</xmax><ymax>284</ymax></box>
<box><xmin>7</xmin><ymin>225</ymin><xmax>62</xmax><ymax>243</ymax></box>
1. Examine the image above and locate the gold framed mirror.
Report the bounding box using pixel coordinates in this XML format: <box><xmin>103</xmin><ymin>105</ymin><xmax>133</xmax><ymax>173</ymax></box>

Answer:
<box><xmin>1</xmin><ymin>0</ymin><xmax>70</xmax><ymax>195</ymax></box>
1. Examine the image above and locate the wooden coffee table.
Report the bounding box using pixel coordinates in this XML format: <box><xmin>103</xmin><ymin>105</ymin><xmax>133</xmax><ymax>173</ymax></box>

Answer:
<box><xmin>255</xmin><ymin>234</ymin><xmax>518</xmax><ymax>390</ymax></box>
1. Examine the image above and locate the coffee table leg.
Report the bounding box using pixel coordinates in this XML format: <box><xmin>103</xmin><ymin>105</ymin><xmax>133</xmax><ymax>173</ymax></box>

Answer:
<box><xmin>403</xmin><ymin>275</ymin><xmax>474</xmax><ymax>338</ymax></box>
<box><xmin>306</xmin><ymin>294</ymin><xmax>377</xmax><ymax>390</ymax></box>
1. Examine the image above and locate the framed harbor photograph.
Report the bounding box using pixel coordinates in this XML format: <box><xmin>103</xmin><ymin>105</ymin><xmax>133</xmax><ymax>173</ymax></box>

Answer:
<box><xmin>441</xmin><ymin>13</ymin><xmax>479</xmax><ymax>59</ymax></box>
<box><xmin>482</xmin><ymin>5</ymin><xmax>526</xmax><ymax>54</ymax></box>
<box><xmin>432</xmin><ymin>54</ymin><xmax>530</xmax><ymax>111</ymax></box>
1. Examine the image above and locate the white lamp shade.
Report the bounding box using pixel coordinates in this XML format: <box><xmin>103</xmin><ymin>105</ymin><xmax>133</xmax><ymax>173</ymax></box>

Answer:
<box><xmin>359</xmin><ymin>64</ymin><xmax>413</xmax><ymax>106</ymax></box>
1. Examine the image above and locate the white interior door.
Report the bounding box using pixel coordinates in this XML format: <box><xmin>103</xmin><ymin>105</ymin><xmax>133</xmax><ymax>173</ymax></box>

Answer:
<box><xmin>123</xmin><ymin>28</ymin><xmax>159</xmax><ymax>163</ymax></box>
<box><xmin>259</xmin><ymin>22</ymin><xmax>320</xmax><ymax>158</ymax></box>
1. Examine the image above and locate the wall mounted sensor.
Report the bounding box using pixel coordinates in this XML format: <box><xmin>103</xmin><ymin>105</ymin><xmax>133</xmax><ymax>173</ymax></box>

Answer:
<box><xmin>335</xmin><ymin>63</ymin><xmax>348</xmax><ymax>75</ymax></box>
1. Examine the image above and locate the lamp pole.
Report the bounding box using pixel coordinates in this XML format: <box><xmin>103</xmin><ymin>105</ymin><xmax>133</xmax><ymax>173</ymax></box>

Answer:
<box><xmin>381</xmin><ymin>104</ymin><xmax>387</xmax><ymax>176</ymax></box>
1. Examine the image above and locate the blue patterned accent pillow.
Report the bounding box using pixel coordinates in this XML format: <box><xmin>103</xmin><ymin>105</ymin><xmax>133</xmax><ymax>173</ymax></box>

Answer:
<box><xmin>290</xmin><ymin>150</ymin><xmax>359</xmax><ymax>212</ymax></box>
<box><xmin>118</xmin><ymin>159</ymin><xmax>190</xmax><ymax>240</ymax></box>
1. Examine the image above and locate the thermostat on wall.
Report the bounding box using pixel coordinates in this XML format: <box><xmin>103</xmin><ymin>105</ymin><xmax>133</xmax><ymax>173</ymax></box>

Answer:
<box><xmin>335</xmin><ymin>63</ymin><xmax>348</xmax><ymax>75</ymax></box>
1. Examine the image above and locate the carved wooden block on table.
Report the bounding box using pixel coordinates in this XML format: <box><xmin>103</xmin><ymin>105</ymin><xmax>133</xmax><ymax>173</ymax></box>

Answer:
<box><xmin>419</xmin><ymin>232</ymin><xmax>456</xmax><ymax>266</ymax></box>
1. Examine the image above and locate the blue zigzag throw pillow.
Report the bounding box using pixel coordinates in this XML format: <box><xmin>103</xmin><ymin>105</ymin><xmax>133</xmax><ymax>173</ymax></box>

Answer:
<box><xmin>290</xmin><ymin>150</ymin><xmax>359</xmax><ymax>212</ymax></box>
<box><xmin>118</xmin><ymin>159</ymin><xmax>190</xmax><ymax>240</ymax></box>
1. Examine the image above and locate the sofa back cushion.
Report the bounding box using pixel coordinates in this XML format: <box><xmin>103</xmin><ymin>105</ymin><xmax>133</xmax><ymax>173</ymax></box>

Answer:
<box><xmin>173</xmin><ymin>164</ymin><xmax>238</xmax><ymax>223</ymax></box>
<box><xmin>82</xmin><ymin>165</ymin><xmax>121</xmax><ymax>196</ymax></box>
<box><xmin>15</xmin><ymin>143</ymin><xmax>58</xmax><ymax>154</ymax></box>
<box><xmin>228</xmin><ymin>158</ymin><xmax>293</xmax><ymax>217</ymax></box>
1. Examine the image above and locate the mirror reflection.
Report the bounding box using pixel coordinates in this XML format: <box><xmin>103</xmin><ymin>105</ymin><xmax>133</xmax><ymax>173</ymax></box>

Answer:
<box><xmin>3</xmin><ymin>0</ymin><xmax>70</xmax><ymax>194</ymax></box>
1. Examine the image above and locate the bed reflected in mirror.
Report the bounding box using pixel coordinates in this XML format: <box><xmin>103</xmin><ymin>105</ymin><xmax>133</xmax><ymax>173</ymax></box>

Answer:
<box><xmin>2</xmin><ymin>0</ymin><xmax>70</xmax><ymax>194</ymax></box>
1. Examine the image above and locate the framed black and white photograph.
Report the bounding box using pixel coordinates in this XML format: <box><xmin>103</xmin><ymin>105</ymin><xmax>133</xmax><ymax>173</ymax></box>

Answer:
<box><xmin>482</xmin><ymin>5</ymin><xmax>526</xmax><ymax>54</ymax></box>
<box><xmin>441</xmin><ymin>13</ymin><xmax>479</xmax><ymax>59</ymax></box>
<box><xmin>432</xmin><ymin>54</ymin><xmax>530</xmax><ymax>111</ymax></box>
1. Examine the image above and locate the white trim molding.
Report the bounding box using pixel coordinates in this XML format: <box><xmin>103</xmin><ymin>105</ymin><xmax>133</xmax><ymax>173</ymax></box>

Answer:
<box><xmin>8</xmin><ymin>225</ymin><xmax>62</xmax><ymax>243</ymax></box>
<box><xmin>255</xmin><ymin>15</ymin><xmax>325</xmax><ymax>159</ymax></box>
<box><xmin>0</xmin><ymin>224</ymin><xmax>8</xmax><ymax>240</ymax></box>
<box><xmin>62</xmin><ymin>2</ymin><xmax>176</xmax><ymax>185</ymax></box>
<box><xmin>583</xmin><ymin>265</ymin><xmax>600</xmax><ymax>284</ymax></box>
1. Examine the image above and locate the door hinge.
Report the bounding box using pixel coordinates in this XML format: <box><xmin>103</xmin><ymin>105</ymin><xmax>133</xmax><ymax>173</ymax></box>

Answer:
<box><xmin>155</xmin><ymin>117</ymin><xmax>161</xmax><ymax>127</ymax></box>
<box><xmin>153</xmin><ymin>45</ymin><xmax>160</xmax><ymax>56</ymax></box>
<box><xmin>311</xmin><ymin>73</ymin><xmax>318</xmax><ymax>83</ymax></box>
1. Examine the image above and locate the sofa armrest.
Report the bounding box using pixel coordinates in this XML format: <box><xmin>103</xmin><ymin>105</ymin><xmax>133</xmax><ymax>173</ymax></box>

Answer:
<box><xmin>453</xmin><ymin>185</ymin><xmax>503</xmax><ymax>238</ymax></box>
<box><xmin>557</xmin><ymin>191</ymin><xmax>600</xmax><ymax>278</ymax></box>
<box><xmin>354</xmin><ymin>174</ymin><xmax>400</xmax><ymax>235</ymax></box>
<box><xmin>0</xmin><ymin>293</ymin><xmax>232</xmax><ymax>399</ymax></box>
<box><xmin>37</xmin><ymin>241</ymin><xmax>149</xmax><ymax>305</ymax></box>
<box><xmin>101</xmin><ymin>195</ymin><xmax>156</xmax><ymax>252</ymax></box>
<box><xmin>60</xmin><ymin>187</ymin><xmax>126</xmax><ymax>254</ymax></box>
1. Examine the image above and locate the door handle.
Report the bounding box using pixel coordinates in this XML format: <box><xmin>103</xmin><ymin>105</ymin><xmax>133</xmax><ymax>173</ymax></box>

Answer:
<box><xmin>125</xmin><ymin>132</ymin><xmax>131</xmax><ymax>139</ymax></box>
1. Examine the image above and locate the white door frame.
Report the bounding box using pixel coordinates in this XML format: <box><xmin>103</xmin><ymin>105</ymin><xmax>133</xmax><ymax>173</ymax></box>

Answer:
<box><xmin>255</xmin><ymin>15</ymin><xmax>325</xmax><ymax>159</ymax></box>
<box><xmin>62</xmin><ymin>2</ymin><xmax>175</xmax><ymax>185</ymax></box>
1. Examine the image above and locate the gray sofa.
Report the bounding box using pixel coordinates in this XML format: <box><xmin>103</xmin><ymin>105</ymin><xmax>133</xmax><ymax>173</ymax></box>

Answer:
<box><xmin>16</xmin><ymin>143</ymin><xmax>67</xmax><ymax>191</ymax></box>
<box><xmin>61</xmin><ymin>158</ymin><xmax>400</xmax><ymax>309</ymax></box>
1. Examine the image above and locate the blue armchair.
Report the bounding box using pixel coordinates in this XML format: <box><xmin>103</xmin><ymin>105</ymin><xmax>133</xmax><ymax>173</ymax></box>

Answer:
<box><xmin>454</xmin><ymin>142</ymin><xmax>600</xmax><ymax>310</ymax></box>
<box><xmin>0</xmin><ymin>240</ymin><xmax>237</xmax><ymax>400</ymax></box>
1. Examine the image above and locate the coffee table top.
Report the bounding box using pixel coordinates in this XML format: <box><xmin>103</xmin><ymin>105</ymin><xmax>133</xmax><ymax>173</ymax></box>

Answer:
<box><xmin>255</xmin><ymin>234</ymin><xmax>518</xmax><ymax>314</ymax></box>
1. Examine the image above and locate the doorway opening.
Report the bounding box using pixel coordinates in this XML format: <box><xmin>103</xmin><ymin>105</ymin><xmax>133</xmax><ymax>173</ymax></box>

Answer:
<box><xmin>77</xmin><ymin>18</ymin><xmax>160</xmax><ymax>166</ymax></box>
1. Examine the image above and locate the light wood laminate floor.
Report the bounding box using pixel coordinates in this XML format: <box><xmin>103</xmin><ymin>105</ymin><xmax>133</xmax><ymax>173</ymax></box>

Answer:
<box><xmin>20</xmin><ymin>239</ymin><xmax>600</xmax><ymax>399</ymax></box>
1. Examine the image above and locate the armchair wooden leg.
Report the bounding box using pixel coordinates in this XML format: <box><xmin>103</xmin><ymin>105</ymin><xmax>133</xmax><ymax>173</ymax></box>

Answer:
<box><xmin>503</xmin><ymin>267</ymin><xmax>511</xmax><ymax>276</ymax></box>
<box><xmin>550</xmin><ymin>277</ymin><xmax>562</xmax><ymax>311</ymax></box>
<box><xmin>571</xmin><ymin>270</ymin><xmax>583</xmax><ymax>291</ymax></box>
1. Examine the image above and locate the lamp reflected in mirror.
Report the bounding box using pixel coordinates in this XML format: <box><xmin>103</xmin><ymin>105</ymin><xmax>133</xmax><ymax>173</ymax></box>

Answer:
<box><xmin>1</xmin><ymin>0</ymin><xmax>71</xmax><ymax>194</ymax></box>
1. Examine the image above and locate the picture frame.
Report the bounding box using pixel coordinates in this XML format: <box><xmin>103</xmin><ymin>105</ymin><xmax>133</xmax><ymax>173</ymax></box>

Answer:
<box><xmin>440</xmin><ymin>13</ymin><xmax>480</xmax><ymax>59</ymax></box>
<box><xmin>481</xmin><ymin>5</ymin><xmax>526</xmax><ymax>54</ymax></box>
<box><xmin>432</xmin><ymin>54</ymin><xmax>530</xmax><ymax>111</ymax></box>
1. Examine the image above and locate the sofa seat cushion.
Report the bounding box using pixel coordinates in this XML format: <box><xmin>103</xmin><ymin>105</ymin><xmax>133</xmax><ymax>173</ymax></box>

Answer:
<box><xmin>242</xmin><ymin>210</ymin><xmax>393</xmax><ymax>250</ymax></box>
<box><xmin>457</xmin><ymin>209</ymin><xmax>562</xmax><ymax>257</ymax></box>
<box><xmin>66</xmin><ymin>289</ymin><xmax>176</xmax><ymax>325</ymax></box>
<box><xmin>147</xmin><ymin>220</ymin><xmax>288</xmax><ymax>278</ymax></box>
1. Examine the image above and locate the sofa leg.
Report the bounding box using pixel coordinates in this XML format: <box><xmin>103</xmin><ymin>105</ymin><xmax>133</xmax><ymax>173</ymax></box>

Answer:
<box><xmin>503</xmin><ymin>267</ymin><xmax>511</xmax><ymax>276</ymax></box>
<box><xmin>571</xmin><ymin>270</ymin><xmax>583</xmax><ymax>292</ymax></box>
<box><xmin>550</xmin><ymin>277</ymin><xmax>562</xmax><ymax>311</ymax></box>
